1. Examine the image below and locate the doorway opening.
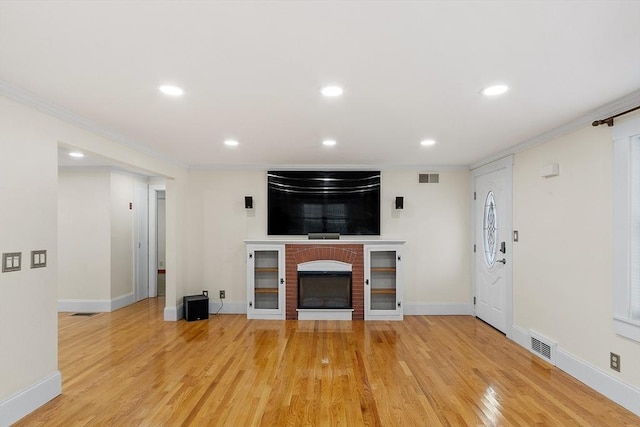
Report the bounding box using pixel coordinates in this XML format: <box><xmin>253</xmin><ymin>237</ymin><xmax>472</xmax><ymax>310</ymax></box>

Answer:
<box><xmin>149</xmin><ymin>185</ymin><xmax>166</xmax><ymax>298</ymax></box>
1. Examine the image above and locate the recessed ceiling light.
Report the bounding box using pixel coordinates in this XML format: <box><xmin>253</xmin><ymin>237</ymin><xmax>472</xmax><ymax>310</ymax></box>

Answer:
<box><xmin>320</xmin><ymin>85</ymin><xmax>343</xmax><ymax>97</ymax></box>
<box><xmin>159</xmin><ymin>85</ymin><xmax>184</xmax><ymax>96</ymax></box>
<box><xmin>420</xmin><ymin>139</ymin><xmax>437</xmax><ymax>147</ymax></box>
<box><xmin>481</xmin><ymin>84</ymin><xmax>509</xmax><ymax>96</ymax></box>
<box><xmin>322</xmin><ymin>139</ymin><xmax>337</xmax><ymax>146</ymax></box>
<box><xmin>224</xmin><ymin>139</ymin><xmax>239</xmax><ymax>147</ymax></box>
<box><xmin>68</xmin><ymin>151</ymin><xmax>85</xmax><ymax>158</ymax></box>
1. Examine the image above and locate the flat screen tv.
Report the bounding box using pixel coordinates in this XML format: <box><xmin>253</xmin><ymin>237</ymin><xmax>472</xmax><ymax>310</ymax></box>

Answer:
<box><xmin>267</xmin><ymin>171</ymin><xmax>380</xmax><ymax>236</ymax></box>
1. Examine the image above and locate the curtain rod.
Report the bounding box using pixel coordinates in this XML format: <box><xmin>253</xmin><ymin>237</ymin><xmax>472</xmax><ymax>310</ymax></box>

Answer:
<box><xmin>592</xmin><ymin>105</ymin><xmax>640</xmax><ymax>127</ymax></box>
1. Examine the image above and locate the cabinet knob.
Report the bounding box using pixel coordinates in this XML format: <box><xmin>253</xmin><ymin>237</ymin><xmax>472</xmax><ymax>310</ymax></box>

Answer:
<box><xmin>280</xmin><ymin>278</ymin><xmax>284</xmax><ymax>284</ymax></box>
<box><xmin>249</xmin><ymin>253</ymin><xmax>253</xmax><ymax>259</ymax></box>
<box><xmin>365</xmin><ymin>279</ymin><xmax>369</xmax><ymax>285</ymax></box>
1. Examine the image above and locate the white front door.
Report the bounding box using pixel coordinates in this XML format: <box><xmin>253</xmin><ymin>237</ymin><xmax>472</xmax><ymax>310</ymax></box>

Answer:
<box><xmin>473</xmin><ymin>157</ymin><xmax>513</xmax><ymax>334</ymax></box>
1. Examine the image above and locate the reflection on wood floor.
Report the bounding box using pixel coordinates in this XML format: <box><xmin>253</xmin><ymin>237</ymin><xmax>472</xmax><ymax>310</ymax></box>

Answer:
<box><xmin>16</xmin><ymin>298</ymin><xmax>639</xmax><ymax>426</ymax></box>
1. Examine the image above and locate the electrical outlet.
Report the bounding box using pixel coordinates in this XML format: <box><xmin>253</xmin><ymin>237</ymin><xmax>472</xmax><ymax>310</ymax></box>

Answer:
<box><xmin>610</xmin><ymin>352</ymin><xmax>621</xmax><ymax>372</ymax></box>
<box><xmin>219</xmin><ymin>290</ymin><xmax>225</xmax><ymax>299</ymax></box>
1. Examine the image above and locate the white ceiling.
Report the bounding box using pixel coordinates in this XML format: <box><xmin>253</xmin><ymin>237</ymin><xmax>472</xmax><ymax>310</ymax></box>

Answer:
<box><xmin>1</xmin><ymin>1</ymin><xmax>639</xmax><ymax>169</ymax></box>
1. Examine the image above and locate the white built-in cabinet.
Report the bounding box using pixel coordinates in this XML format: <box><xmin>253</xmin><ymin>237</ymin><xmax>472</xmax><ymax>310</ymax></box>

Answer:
<box><xmin>246</xmin><ymin>244</ymin><xmax>285</xmax><ymax>319</ymax></box>
<box><xmin>246</xmin><ymin>241</ymin><xmax>404</xmax><ymax>321</ymax></box>
<box><xmin>364</xmin><ymin>244</ymin><xmax>403</xmax><ymax>320</ymax></box>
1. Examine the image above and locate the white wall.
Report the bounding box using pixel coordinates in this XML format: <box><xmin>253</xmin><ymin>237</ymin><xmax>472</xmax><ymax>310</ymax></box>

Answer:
<box><xmin>58</xmin><ymin>170</ymin><xmax>111</xmax><ymax>300</ymax></box>
<box><xmin>382</xmin><ymin>169</ymin><xmax>471</xmax><ymax>305</ymax></box>
<box><xmin>0</xmin><ymin>93</ymin><xmax>189</xmax><ymax>423</ymax></box>
<box><xmin>186</xmin><ymin>170</ymin><xmax>265</xmax><ymax>302</ymax></box>
<box><xmin>164</xmin><ymin>176</ymin><xmax>189</xmax><ymax>313</ymax></box>
<box><xmin>110</xmin><ymin>171</ymin><xmax>143</xmax><ymax>299</ymax></box>
<box><xmin>513</xmin><ymin>118</ymin><xmax>640</xmax><ymax>388</ymax></box>
<box><xmin>0</xmin><ymin>96</ymin><xmax>61</xmax><ymax>422</ymax></box>
<box><xmin>58</xmin><ymin>170</ymin><xmax>148</xmax><ymax>305</ymax></box>
<box><xmin>185</xmin><ymin>169</ymin><xmax>471</xmax><ymax>310</ymax></box>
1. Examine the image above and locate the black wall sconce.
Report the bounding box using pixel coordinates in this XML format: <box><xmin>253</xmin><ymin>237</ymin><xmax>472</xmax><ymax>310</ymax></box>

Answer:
<box><xmin>245</xmin><ymin>196</ymin><xmax>253</xmax><ymax>209</ymax></box>
<box><xmin>395</xmin><ymin>196</ymin><xmax>404</xmax><ymax>209</ymax></box>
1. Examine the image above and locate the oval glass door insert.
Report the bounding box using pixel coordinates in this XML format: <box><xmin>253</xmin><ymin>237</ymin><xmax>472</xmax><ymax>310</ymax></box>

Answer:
<box><xmin>483</xmin><ymin>191</ymin><xmax>498</xmax><ymax>267</ymax></box>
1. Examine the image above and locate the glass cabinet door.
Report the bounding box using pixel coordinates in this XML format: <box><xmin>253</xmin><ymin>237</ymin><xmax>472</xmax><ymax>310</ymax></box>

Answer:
<box><xmin>365</xmin><ymin>245</ymin><xmax>403</xmax><ymax>320</ymax></box>
<box><xmin>247</xmin><ymin>244</ymin><xmax>285</xmax><ymax>319</ymax></box>
<box><xmin>253</xmin><ymin>250</ymin><xmax>279</xmax><ymax>310</ymax></box>
<box><xmin>370</xmin><ymin>250</ymin><xmax>397</xmax><ymax>310</ymax></box>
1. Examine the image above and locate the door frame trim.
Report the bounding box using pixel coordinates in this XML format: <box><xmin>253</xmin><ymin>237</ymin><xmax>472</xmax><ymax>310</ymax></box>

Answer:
<box><xmin>471</xmin><ymin>155</ymin><xmax>514</xmax><ymax>338</ymax></box>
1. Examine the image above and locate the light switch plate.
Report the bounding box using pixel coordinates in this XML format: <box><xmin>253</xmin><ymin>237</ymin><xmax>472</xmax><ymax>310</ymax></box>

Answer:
<box><xmin>31</xmin><ymin>250</ymin><xmax>47</xmax><ymax>268</ymax></box>
<box><xmin>2</xmin><ymin>252</ymin><xmax>22</xmax><ymax>272</ymax></box>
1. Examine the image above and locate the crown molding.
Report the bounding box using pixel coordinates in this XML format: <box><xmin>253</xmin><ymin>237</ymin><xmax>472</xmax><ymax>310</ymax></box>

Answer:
<box><xmin>0</xmin><ymin>80</ymin><xmax>188</xmax><ymax>170</ymax></box>
<box><xmin>470</xmin><ymin>89</ymin><xmax>640</xmax><ymax>170</ymax></box>
<box><xmin>188</xmin><ymin>163</ymin><xmax>469</xmax><ymax>172</ymax></box>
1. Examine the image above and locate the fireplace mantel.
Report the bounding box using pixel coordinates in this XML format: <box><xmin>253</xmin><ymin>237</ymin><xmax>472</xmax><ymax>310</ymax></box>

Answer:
<box><xmin>245</xmin><ymin>239</ymin><xmax>405</xmax><ymax>245</ymax></box>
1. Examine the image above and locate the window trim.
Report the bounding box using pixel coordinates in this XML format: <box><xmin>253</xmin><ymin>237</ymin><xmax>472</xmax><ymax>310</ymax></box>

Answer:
<box><xmin>613</xmin><ymin>116</ymin><xmax>640</xmax><ymax>342</ymax></box>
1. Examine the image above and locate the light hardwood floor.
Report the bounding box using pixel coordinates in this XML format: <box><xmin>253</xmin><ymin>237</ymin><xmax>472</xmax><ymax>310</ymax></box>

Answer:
<box><xmin>16</xmin><ymin>298</ymin><xmax>638</xmax><ymax>426</ymax></box>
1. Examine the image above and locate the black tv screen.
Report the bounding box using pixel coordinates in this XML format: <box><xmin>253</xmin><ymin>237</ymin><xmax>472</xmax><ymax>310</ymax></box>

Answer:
<box><xmin>267</xmin><ymin>171</ymin><xmax>380</xmax><ymax>236</ymax></box>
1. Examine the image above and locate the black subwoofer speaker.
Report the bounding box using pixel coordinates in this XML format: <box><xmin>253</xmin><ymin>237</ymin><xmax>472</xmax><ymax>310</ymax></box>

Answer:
<box><xmin>183</xmin><ymin>295</ymin><xmax>209</xmax><ymax>321</ymax></box>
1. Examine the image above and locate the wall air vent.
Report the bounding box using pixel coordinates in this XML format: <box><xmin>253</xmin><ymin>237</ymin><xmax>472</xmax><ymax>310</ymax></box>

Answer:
<box><xmin>418</xmin><ymin>173</ymin><xmax>439</xmax><ymax>183</ymax></box>
<box><xmin>529</xmin><ymin>331</ymin><xmax>557</xmax><ymax>365</ymax></box>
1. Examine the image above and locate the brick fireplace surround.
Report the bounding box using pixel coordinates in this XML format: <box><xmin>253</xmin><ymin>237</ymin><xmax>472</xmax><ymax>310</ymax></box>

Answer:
<box><xmin>285</xmin><ymin>244</ymin><xmax>364</xmax><ymax>320</ymax></box>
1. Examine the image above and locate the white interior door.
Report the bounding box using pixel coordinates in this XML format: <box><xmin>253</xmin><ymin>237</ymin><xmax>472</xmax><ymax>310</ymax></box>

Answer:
<box><xmin>134</xmin><ymin>181</ymin><xmax>149</xmax><ymax>301</ymax></box>
<box><xmin>473</xmin><ymin>157</ymin><xmax>513</xmax><ymax>334</ymax></box>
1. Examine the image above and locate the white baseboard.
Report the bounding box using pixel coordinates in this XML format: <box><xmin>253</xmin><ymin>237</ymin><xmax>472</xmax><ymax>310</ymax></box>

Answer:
<box><xmin>208</xmin><ymin>301</ymin><xmax>246</xmax><ymax>314</ymax></box>
<box><xmin>555</xmin><ymin>349</ymin><xmax>640</xmax><ymax>416</ymax></box>
<box><xmin>58</xmin><ymin>293</ymin><xmax>135</xmax><ymax>313</ymax></box>
<box><xmin>0</xmin><ymin>371</ymin><xmax>61</xmax><ymax>427</ymax></box>
<box><xmin>404</xmin><ymin>303</ymin><xmax>474</xmax><ymax>316</ymax></box>
<box><xmin>165</xmin><ymin>301</ymin><xmax>247</xmax><ymax>320</ymax></box>
<box><xmin>163</xmin><ymin>304</ymin><xmax>183</xmax><ymax>321</ymax></box>
<box><xmin>510</xmin><ymin>324</ymin><xmax>640</xmax><ymax>416</ymax></box>
<box><xmin>58</xmin><ymin>299</ymin><xmax>110</xmax><ymax>312</ymax></box>
<box><xmin>110</xmin><ymin>293</ymin><xmax>135</xmax><ymax>311</ymax></box>
<box><xmin>509</xmin><ymin>325</ymin><xmax>531</xmax><ymax>350</ymax></box>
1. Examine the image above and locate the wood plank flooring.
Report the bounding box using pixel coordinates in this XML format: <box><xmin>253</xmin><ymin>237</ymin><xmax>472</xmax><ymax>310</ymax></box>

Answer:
<box><xmin>15</xmin><ymin>298</ymin><xmax>639</xmax><ymax>426</ymax></box>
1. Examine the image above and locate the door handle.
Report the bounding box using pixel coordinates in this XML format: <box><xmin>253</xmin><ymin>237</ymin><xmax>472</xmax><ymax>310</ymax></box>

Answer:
<box><xmin>496</xmin><ymin>258</ymin><xmax>506</xmax><ymax>265</ymax></box>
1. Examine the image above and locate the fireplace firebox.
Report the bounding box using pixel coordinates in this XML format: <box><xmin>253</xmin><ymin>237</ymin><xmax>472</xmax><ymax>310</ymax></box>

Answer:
<box><xmin>297</xmin><ymin>271</ymin><xmax>352</xmax><ymax>309</ymax></box>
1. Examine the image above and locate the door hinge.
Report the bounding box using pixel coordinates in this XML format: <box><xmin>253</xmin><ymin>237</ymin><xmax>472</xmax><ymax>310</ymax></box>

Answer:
<box><xmin>474</xmin><ymin>192</ymin><xmax>476</xmax><ymax>200</ymax></box>
<box><xmin>473</xmin><ymin>297</ymin><xmax>476</xmax><ymax>305</ymax></box>
<box><xmin>473</xmin><ymin>244</ymin><xmax>476</xmax><ymax>253</ymax></box>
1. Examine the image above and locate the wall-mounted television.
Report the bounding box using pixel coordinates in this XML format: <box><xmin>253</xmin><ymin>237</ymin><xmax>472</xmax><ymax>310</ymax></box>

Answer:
<box><xmin>267</xmin><ymin>171</ymin><xmax>380</xmax><ymax>236</ymax></box>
